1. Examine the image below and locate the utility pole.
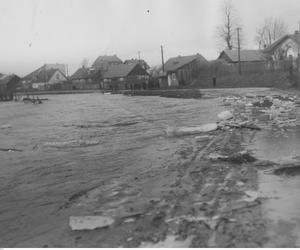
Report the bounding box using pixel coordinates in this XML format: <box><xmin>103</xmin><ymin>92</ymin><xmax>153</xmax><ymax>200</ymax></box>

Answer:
<box><xmin>138</xmin><ymin>51</ymin><xmax>141</xmax><ymax>61</ymax></box>
<box><xmin>237</xmin><ymin>27</ymin><xmax>241</xmax><ymax>75</ymax></box>
<box><xmin>297</xmin><ymin>22</ymin><xmax>300</xmax><ymax>86</ymax></box>
<box><xmin>161</xmin><ymin>45</ymin><xmax>165</xmax><ymax>72</ymax></box>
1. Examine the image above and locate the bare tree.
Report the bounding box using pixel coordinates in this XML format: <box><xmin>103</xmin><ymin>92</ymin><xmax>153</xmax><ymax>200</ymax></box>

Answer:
<box><xmin>216</xmin><ymin>0</ymin><xmax>243</xmax><ymax>51</ymax></box>
<box><xmin>255</xmin><ymin>17</ymin><xmax>289</xmax><ymax>49</ymax></box>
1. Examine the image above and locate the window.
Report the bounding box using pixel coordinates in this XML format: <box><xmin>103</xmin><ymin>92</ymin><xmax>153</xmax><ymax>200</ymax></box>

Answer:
<box><xmin>56</xmin><ymin>74</ymin><xmax>60</xmax><ymax>80</ymax></box>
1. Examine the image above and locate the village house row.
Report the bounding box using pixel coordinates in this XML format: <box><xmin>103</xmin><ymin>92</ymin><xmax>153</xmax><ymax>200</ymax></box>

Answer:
<box><xmin>1</xmin><ymin>30</ymin><xmax>300</xmax><ymax>100</ymax></box>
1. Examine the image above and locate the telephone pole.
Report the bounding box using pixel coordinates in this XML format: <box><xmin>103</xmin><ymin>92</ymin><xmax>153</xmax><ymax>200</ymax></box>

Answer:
<box><xmin>297</xmin><ymin>22</ymin><xmax>300</xmax><ymax>86</ymax></box>
<box><xmin>237</xmin><ymin>27</ymin><xmax>241</xmax><ymax>75</ymax></box>
<box><xmin>161</xmin><ymin>45</ymin><xmax>165</xmax><ymax>72</ymax></box>
<box><xmin>138</xmin><ymin>51</ymin><xmax>141</xmax><ymax>61</ymax></box>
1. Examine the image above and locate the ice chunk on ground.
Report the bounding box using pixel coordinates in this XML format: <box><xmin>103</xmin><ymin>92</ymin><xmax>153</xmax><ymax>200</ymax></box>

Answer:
<box><xmin>69</xmin><ymin>216</ymin><xmax>114</xmax><ymax>230</ymax></box>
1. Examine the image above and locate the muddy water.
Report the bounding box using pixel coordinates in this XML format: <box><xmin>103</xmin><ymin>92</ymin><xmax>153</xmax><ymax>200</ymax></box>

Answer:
<box><xmin>250</xmin><ymin>127</ymin><xmax>300</xmax><ymax>164</ymax></box>
<box><xmin>0</xmin><ymin>93</ymin><xmax>225</xmax><ymax>247</ymax></box>
<box><xmin>250</xmin><ymin>127</ymin><xmax>300</xmax><ymax>247</ymax></box>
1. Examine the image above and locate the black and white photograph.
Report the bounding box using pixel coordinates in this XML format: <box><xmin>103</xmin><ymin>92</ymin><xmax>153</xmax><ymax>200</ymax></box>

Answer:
<box><xmin>1</xmin><ymin>0</ymin><xmax>300</xmax><ymax>248</ymax></box>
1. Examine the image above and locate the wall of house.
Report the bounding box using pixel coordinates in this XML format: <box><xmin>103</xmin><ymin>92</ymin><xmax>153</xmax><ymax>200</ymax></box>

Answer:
<box><xmin>102</xmin><ymin>75</ymin><xmax>149</xmax><ymax>91</ymax></box>
<box><xmin>72</xmin><ymin>79</ymin><xmax>101</xmax><ymax>90</ymax></box>
<box><xmin>268</xmin><ymin>38</ymin><xmax>299</xmax><ymax>70</ymax></box>
<box><xmin>45</xmin><ymin>64</ymin><xmax>67</xmax><ymax>75</ymax></box>
<box><xmin>48</xmin><ymin>71</ymin><xmax>68</xmax><ymax>84</ymax></box>
<box><xmin>32</xmin><ymin>82</ymin><xmax>46</xmax><ymax>90</ymax></box>
<box><xmin>172</xmin><ymin>59</ymin><xmax>206</xmax><ymax>86</ymax></box>
<box><xmin>167</xmin><ymin>73</ymin><xmax>179</xmax><ymax>87</ymax></box>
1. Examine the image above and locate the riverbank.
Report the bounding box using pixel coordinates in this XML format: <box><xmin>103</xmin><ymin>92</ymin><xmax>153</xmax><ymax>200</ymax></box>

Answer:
<box><xmin>121</xmin><ymin>89</ymin><xmax>202</xmax><ymax>99</ymax></box>
<box><xmin>15</xmin><ymin>89</ymin><xmax>102</xmax><ymax>96</ymax></box>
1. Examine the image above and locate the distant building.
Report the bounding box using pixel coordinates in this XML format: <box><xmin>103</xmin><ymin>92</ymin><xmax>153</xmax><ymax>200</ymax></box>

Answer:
<box><xmin>162</xmin><ymin>54</ymin><xmax>208</xmax><ymax>87</ymax></box>
<box><xmin>0</xmin><ymin>74</ymin><xmax>20</xmax><ymax>101</ymax></box>
<box><xmin>70</xmin><ymin>67</ymin><xmax>102</xmax><ymax>90</ymax></box>
<box><xmin>217</xmin><ymin>49</ymin><xmax>267</xmax><ymax>74</ymax></box>
<box><xmin>124</xmin><ymin>58</ymin><xmax>150</xmax><ymax>70</ymax></box>
<box><xmin>102</xmin><ymin>63</ymin><xmax>149</xmax><ymax>91</ymax></box>
<box><xmin>92</xmin><ymin>55</ymin><xmax>123</xmax><ymax>72</ymax></box>
<box><xmin>218</xmin><ymin>50</ymin><xmax>266</xmax><ymax>64</ymax></box>
<box><xmin>22</xmin><ymin>64</ymin><xmax>69</xmax><ymax>90</ymax></box>
<box><xmin>263</xmin><ymin>32</ymin><xmax>300</xmax><ymax>70</ymax></box>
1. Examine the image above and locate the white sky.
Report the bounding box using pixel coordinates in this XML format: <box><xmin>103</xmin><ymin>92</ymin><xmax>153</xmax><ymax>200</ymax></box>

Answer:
<box><xmin>1</xmin><ymin>0</ymin><xmax>300</xmax><ymax>76</ymax></box>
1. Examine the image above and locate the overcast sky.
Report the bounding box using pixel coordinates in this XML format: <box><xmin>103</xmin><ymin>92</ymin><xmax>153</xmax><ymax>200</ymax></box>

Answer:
<box><xmin>1</xmin><ymin>0</ymin><xmax>300</xmax><ymax>76</ymax></box>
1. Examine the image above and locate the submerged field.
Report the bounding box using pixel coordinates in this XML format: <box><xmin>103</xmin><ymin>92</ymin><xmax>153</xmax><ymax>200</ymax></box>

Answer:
<box><xmin>1</xmin><ymin>89</ymin><xmax>300</xmax><ymax>247</ymax></box>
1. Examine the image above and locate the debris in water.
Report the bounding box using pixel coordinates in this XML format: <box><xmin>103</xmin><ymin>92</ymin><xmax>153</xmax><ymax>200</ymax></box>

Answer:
<box><xmin>44</xmin><ymin>140</ymin><xmax>99</xmax><ymax>148</ymax></box>
<box><xmin>243</xmin><ymin>190</ymin><xmax>259</xmax><ymax>202</ymax></box>
<box><xmin>217</xmin><ymin>110</ymin><xmax>233</xmax><ymax>121</ymax></box>
<box><xmin>0</xmin><ymin>124</ymin><xmax>12</xmax><ymax>129</ymax></box>
<box><xmin>225</xmin><ymin>151</ymin><xmax>257</xmax><ymax>164</ymax></box>
<box><xmin>112</xmin><ymin>121</ymin><xmax>139</xmax><ymax>127</ymax></box>
<box><xmin>252</xmin><ymin>99</ymin><xmax>273</xmax><ymax>108</ymax></box>
<box><xmin>69</xmin><ymin>216</ymin><xmax>114</xmax><ymax>230</ymax></box>
<box><xmin>230</xmin><ymin>200</ymin><xmax>260</xmax><ymax>211</ymax></box>
<box><xmin>139</xmin><ymin>235</ymin><xmax>192</xmax><ymax>248</ymax></box>
<box><xmin>208</xmin><ymin>153</ymin><xmax>228</xmax><ymax>161</ymax></box>
<box><xmin>166</xmin><ymin>123</ymin><xmax>218</xmax><ymax>137</ymax></box>
<box><xmin>0</xmin><ymin>148</ymin><xmax>23</xmax><ymax>152</ymax></box>
<box><xmin>208</xmin><ymin>151</ymin><xmax>256</xmax><ymax>164</ymax></box>
<box><xmin>123</xmin><ymin>217</ymin><xmax>135</xmax><ymax>223</ymax></box>
<box><xmin>195</xmin><ymin>135</ymin><xmax>214</xmax><ymax>140</ymax></box>
<box><xmin>273</xmin><ymin>165</ymin><xmax>300</xmax><ymax>176</ymax></box>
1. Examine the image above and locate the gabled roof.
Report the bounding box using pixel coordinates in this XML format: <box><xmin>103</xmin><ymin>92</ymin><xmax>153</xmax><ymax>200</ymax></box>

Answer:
<box><xmin>0</xmin><ymin>74</ymin><xmax>20</xmax><ymax>86</ymax></box>
<box><xmin>24</xmin><ymin>68</ymin><xmax>66</xmax><ymax>83</ymax></box>
<box><xmin>263</xmin><ymin>34</ymin><xmax>297</xmax><ymax>53</ymax></box>
<box><xmin>92</xmin><ymin>55</ymin><xmax>122</xmax><ymax>68</ymax></box>
<box><xmin>70</xmin><ymin>67</ymin><xmax>102</xmax><ymax>80</ymax></box>
<box><xmin>124</xmin><ymin>59</ymin><xmax>150</xmax><ymax>69</ymax></box>
<box><xmin>219</xmin><ymin>50</ymin><xmax>266</xmax><ymax>63</ymax></box>
<box><xmin>164</xmin><ymin>54</ymin><xmax>208</xmax><ymax>72</ymax></box>
<box><xmin>23</xmin><ymin>64</ymin><xmax>67</xmax><ymax>82</ymax></box>
<box><xmin>103</xmin><ymin>63</ymin><xmax>146</xmax><ymax>79</ymax></box>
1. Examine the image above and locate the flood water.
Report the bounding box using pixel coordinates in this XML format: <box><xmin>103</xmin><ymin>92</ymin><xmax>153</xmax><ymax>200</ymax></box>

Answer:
<box><xmin>250</xmin><ymin>126</ymin><xmax>300</xmax><ymax>247</ymax></box>
<box><xmin>0</xmin><ymin>93</ymin><xmax>225</xmax><ymax>246</ymax></box>
<box><xmin>250</xmin><ymin>126</ymin><xmax>300</xmax><ymax>164</ymax></box>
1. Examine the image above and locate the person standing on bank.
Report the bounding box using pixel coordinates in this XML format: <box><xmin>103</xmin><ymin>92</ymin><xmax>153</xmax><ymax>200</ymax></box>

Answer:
<box><xmin>212</xmin><ymin>76</ymin><xmax>217</xmax><ymax>88</ymax></box>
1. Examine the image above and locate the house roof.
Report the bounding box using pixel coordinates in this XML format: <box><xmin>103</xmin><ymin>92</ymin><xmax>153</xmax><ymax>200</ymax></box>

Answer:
<box><xmin>0</xmin><ymin>74</ymin><xmax>20</xmax><ymax>86</ymax></box>
<box><xmin>70</xmin><ymin>67</ymin><xmax>102</xmax><ymax>80</ymax></box>
<box><xmin>24</xmin><ymin>68</ymin><xmax>66</xmax><ymax>83</ymax></box>
<box><xmin>103</xmin><ymin>63</ymin><xmax>145</xmax><ymax>78</ymax></box>
<box><xmin>263</xmin><ymin>34</ymin><xmax>297</xmax><ymax>53</ymax></box>
<box><xmin>219</xmin><ymin>50</ymin><xmax>266</xmax><ymax>63</ymax></box>
<box><xmin>92</xmin><ymin>55</ymin><xmax>122</xmax><ymax>68</ymax></box>
<box><xmin>124</xmin><ymin>59</ymin><xmax>150</xmax><ymax>69</ymax></box>
<box><xmin>164</xmin><ymin>54</ymin><xmax>208</xmax><ymax>72</ymax></box>
<box><xmin>23</xmin><ymin>64</ymin><xmax>67</xmax><ymax>82</ymax></box>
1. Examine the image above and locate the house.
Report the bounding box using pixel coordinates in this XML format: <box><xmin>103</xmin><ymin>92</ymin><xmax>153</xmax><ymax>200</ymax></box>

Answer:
<box><xmin>263</xmin><ymin>31</ymin><xmax>300</xmax><ymax>70</ymax></box>
<box><xmin>124</xmin><ymin>58</ymin><xmax>150</xmax><ymax>70</ymax></box>
<box><xmin>0</xmin><ymin>74</ymin><xmax>21</xmax><ymax>101</ymax></box>
<box><xmin>70</xmin><ymin>67</ymin><xmax>102</xmax><ymax>90</ymax></box>
<box><xmin>218</xmin><ymin>49</ymin><xmax>267</xmax><ymax>73</ymax></box>
<box><xmin>22</xmin><ymin>64</ymin><xmax>69</xmax><ymax>90</ymax></box>
<box><xmin>102</xmin><ymin>63</ymin><xmax>149</xmax><ymax>91</ymax></box>
<box><xmin>162</xmin><ymin>54</ymin><xmax>208</xmax><ymax>87</ymax></box>
<box><xmin>218</xmin><ymin>50</ymin><xmax>266</xmax><ymax>64</ymax></box>
<box><xmin>92</xmin><ymin>55</ymin><xmax>123</xmax><ymax>72</ymax></box>
<box><xmin>23</xmin><ymin>66</ymin><xmax>69</xmax><ymax>90</ymax></box>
